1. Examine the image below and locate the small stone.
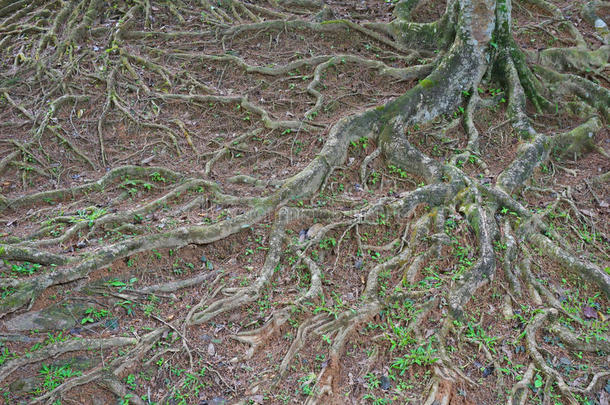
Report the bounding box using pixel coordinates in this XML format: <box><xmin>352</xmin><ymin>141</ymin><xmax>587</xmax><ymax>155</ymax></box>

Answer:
<box><xmin>559</xmin><ymin>357</ymin><xmax>571</xmax><ymax>365</ymax></box>
<box><xmin>482</xmin><ymin>365</ymin><xmax>494</xmax><ymax>377</ymax></box>
<box><xmin>380</xmin><ymin>375</ymin><xmax>391</xmax><ymax>390</ymax></box>
<box><xmin>306</xmin><ymin>223</ymin><xmax>324</xmax><ymax>239</ymax></box>
<box><xmin>207</xmin><ymin>343</ymin><xmax>215</xmax><ymax>356</ymax></box>
<box><xmin>594</xmin><ymin>18</ymin><xmax>608</xmax><ymax>30</ymax></box>
<box><xmin>354</xmin><ymin>258</ymin><xmax>363</xmax><ymax>270</ymax></box>
<box><xmin>200</xmin><ymin>397</ymin><xmax>226</xmax><ymax>405</ymax></box>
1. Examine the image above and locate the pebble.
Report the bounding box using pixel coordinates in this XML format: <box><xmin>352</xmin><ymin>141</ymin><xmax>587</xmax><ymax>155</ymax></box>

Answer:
<box><xmin>380</xmin><ymin>375</ymin><xmax>391</xmax><ymax>390</ymax></box>
<box><xmin>482</xmin><ymin>365</ymin><xmax>494</xmax><ymax>377</ymax></box>
<box><xmin>200</xmin><ymin>398</ymin><xmax>226</xmax><ymax>405</ymax></box>
<box><xmin>207</xmin><ymin>343</ymin><xmax>216</xmax><ymax>356</ymax></box>
<box><xmin>594</xmin><ymin>18</ymin><xmax>608</xmax><ymax>30</ymax></box>
<box><xmin>306</xmin><ymin>223</ymin><xmax>324</xmax><ymax>239</ymax></box>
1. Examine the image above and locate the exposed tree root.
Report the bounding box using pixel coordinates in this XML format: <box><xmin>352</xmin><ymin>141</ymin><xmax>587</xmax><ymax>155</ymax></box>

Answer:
<box><xmin>1</xmin><ymin>0</ymin><xmax>608</xmax><ymax>403</ymax></box>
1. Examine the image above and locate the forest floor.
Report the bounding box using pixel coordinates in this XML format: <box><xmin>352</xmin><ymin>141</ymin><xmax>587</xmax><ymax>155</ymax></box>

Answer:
<box><xmin>0</xmin><ymin>0</ymin><xmax>609</xmax><ymax>404</ymax></box>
